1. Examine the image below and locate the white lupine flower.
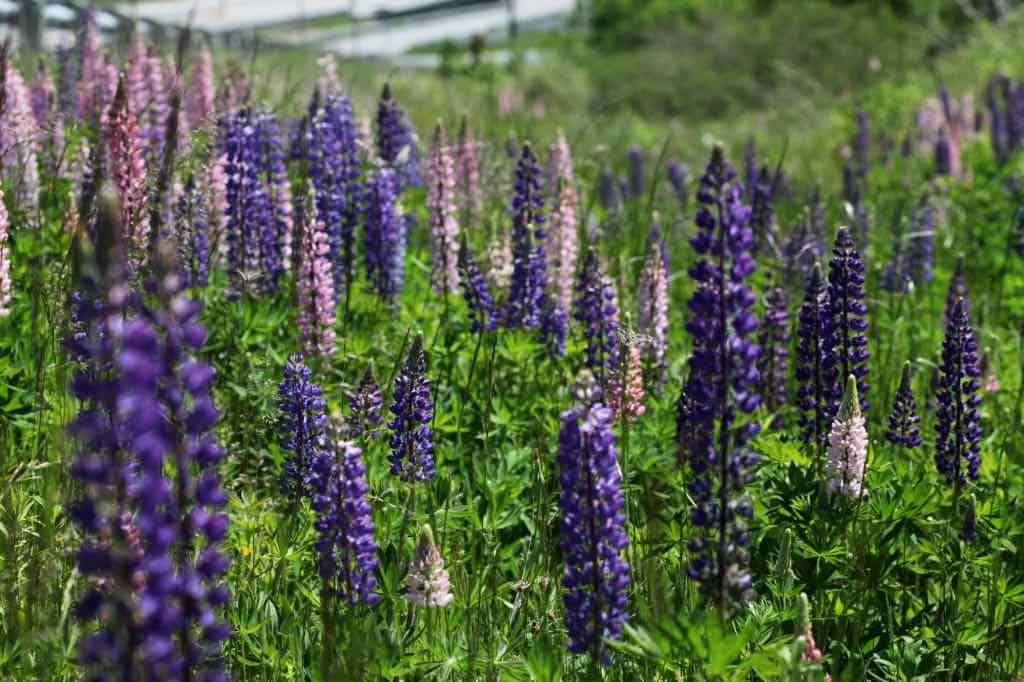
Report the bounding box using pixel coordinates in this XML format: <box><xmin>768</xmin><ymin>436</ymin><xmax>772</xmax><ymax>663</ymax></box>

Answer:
<box><xmin>826</xmin><ymin>375</ymin><xmax>868</xmax><ymax>497</ymax></box>
<box><xmin>406</xmin><ymin>525</ymin><xmax>454</xmax><ymax>608</ymax></box>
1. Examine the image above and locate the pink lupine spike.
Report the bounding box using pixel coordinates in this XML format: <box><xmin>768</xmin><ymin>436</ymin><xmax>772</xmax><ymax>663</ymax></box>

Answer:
<box><xmin>608</xmin><ymin>339</ymin><xmax>646</xmax><ymax>423</ymax></box>
<box><xmin>187</xmin><ymin>43</ymin><xmax>216</xmax><ymax>130</ymax></box>
<box><xmin>455</xmin><ymin>115</ymin><xmax>481</xmax><ymax>218</ymax></box>
<box><xmin>637</xmin><ymin>226</ymin><xmax>669</xmax><ymax>386</ymax></box>
<box><xmin>296</xmin><ymin>192</ymin><xmax>337</xmax><ymax>357</ymax></box>
<box><xmin>547</xmin><ymin>130</ymin><xmax>574</xmax><ymax>191</ymax></box>
<box><xmin>106</xmin><ymin>78</ymin><xmax>149</xmax><ymax>261</ymax></box>
<box><xmin>206</xmin><ymin>152</ymin><xmax>230</xmax><ymax>265</ymax></box>
<box><xmin>427</xmin><ymin>124</ymin><xmax>460</xmax><ymax>294</ymax></box>
<box><xmin>546</xmin><ymin>181</ymin><xmax>578</xmax><ymax>312</ymax></box>
<box><xmin>0</xmin><ymin>188</ymin><xmax>10</xmax><ymax>316</ymax></box>
<box><xmin>1</xmin><ymin>59</ymin><xmax>41</xmax><ymax>218</ymax></box>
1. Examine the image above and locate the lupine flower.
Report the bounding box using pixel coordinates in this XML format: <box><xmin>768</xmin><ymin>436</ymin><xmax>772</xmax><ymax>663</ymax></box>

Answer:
<box><xmin>426</xmin><ymin>125</ymin><xmax>460</xmax><ymax>293</ymax></box>
<box><xmin>823</xmin><ymin>226</ymin><xmax>869</xmax><ymax>421</ymax></box>
<box><xmin>257</xmin><ymin>112</ymin><xmax>293</xmax><ymax>282</ymax></box>
<box><xmin>347</xmin><ymin>367</ymin><xmax>383</xmax><ymax>441</ymax></box>
<box><xmin>854</xmin><ymin>106</ymin><xmax>870</xmax><ymax>179</ymax></box>
<box><xmin>678</xmin><ymin>147</ymin><xmax>760</xmax><ymax>614</ymax></box>
<box><xmin>943</xmin><ymin>257</ymin><xmax>968</xmax><ymax>326</ymax></box>
<box><xmin>56</xmin><ymin>43</ymin><xmax>77</xmax><ymax>120</ymax></box>
<box><xmin>308</xmin><ymin>94</ymin><xmax>362</xmax><ymax>298</ymax></box>
<box><xmin>30</xmin><ymin>58</ymin><xmax>55</xmax><ymax>130</ymax></box>
<box><xmin>278</xmin><ymin>354</ymin><xmax>328</xmax><ymax>501</ymax></box>
<box><xmin>106</xmin><ymin>79</ymin><xmax>149</xmax><ymax>261</ymax></box>
<box><xmin>935</xmin><ymin>127</ymin><xmax>953</xmax><ymax>176</ymax></box>
<box><xmin>935</xmin><ymin>297</ymin><xmax>982</xmax><ymax>487</ymax></box>
<box><xmin>797</xmin><ymin>593</ymin><xmax>829</xmax><ymax>682</ymax></box>
<box><xmin>666</xmin><ymin>160</ymin><xmax>689</xmax><ymax>209</ymax></box>
<box><xmin>637</xmin><ymin>223</ymin><xmax>669</xmax><ymax>388</ymax></box>
<box><xmin>960</xmin><ymin>495</ymin><xmax>978</xmax><ymax>543</ymax></box>
<box><xmin>388</xmin><ymin>334</ymin><xmax>435</xmax><ymax>482</ymax></box>
<box><xmin>486</xmin><ymin>227</ymin><xmax>514</xmax><ymax>291</ymax></box>
<box><xmin>364</xmin><ymin>168</ymin><xmax>406</xmax><ymax>303</ymax></box>
<box><xmin>406</xmin><ymin>525</ymin><xmax>453</xmax><ymax>607</ymax></box>
<box><xmin>617</xmin><ymin>175</ymin><xmax>631</xmax><ymax>205</ymax></box>
<box><xmin>1</xmin><ymin>58</ymin><xmax>41</xmax><ymax>218</ymax></box>
<box><xmin>627</xmin><ymin>144</ymin><xmax>645</xmax><ymax>197</ymax></box>
<box><xmin>503</xmin><ymin>144</ymin><xmax>548</xmax><ymax>329</ymax></box>
<box><xmin>574</xmin><ymin>249</ymin><xmax>619</xmax><ymax>390</ymax></box>
<box><xmin>749</xmin><ymin>165</ymin><xmax>777</xmax><ymax>254</ymax></box>
<box><xmin>187</xmin><ymin>43</ymin><xmax>215</xmax><ymax>130</ymax></box>
<box><xmin>547</xmin><ymin>131</ymin><xmax>574</xmax><ymax>196</ymax></box>
<box><xmin>907</xmin><ymin>198</ymin><xmax>935</xmax><ymax>286</ymax></box>
<box><xmin>540</xmin><ymin>298</ymin><xmax>568</xmax><ymax>358</ymax></box>
<box><xmin>826</xmin><ymin>376</ymin><xmax>869</xmax><ymax>497</ymax></box>
<box><xmin>455</xmin><ymin>116</ymin><xmax>481</xmax><ymax>217</ymax></box>
<box><xmin>375</xmin><ymin>84</ymin><xmax>420</xmax><ymax>191</ymax></box>
<box><xmin>458</xmin><ymin>238</ymin><xmax>497</xmax><ymax>333</ymax></box>
<box><xmin>886</xmin><ymin>362</ymin><xmax>921</xmax><ymax>448</ymax></box>
<box><xmin>607</xmin><ymin>335</ymin><xmax>646</xmax><ymax>423</ymax></box>
<box><xmin>175</xmin><ymin>175</ymin><xmax>209</xmax><ymax>288</ymax></box>
<box><xmin>598</xmin><ymin>167</ymin><xmax>618</xmax><ymax>212</ymax></box>
<box><xmin>757</xmin><ymin>285</ymin><xmax>789</xmax><ymax>422</ymax></box>
<box><xmin>557</xmin><ymin>400</ymin><xmax>629</xmax><ymax>663</ymax></box>
<box><xmin>75</xmin><ymin>8</ymin><xmax>102</xmax><ymax>121</ymax></box>
<box><xmin>0</xmin><ymin>189</ymin><xmax>9</xmax><ymax>316</ymax></box>
<box><xmin>295</xmin><ymin>195</ymin><xmax>337</xmax><ymax>358</ymax></box>
<box><xmin>546</xmin><ymin>179</ymin><xmax>579</xmax><ymax>314</ymax></box>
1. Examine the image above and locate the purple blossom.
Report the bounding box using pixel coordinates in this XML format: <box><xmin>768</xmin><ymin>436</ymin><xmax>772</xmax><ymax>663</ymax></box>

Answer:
<box><xmin>935</xmin><ymin>297</ymin><xmax>982</xmax><ymax>487</ymax></box>
<box><xmin>375</xmin><ymin>84</ymin><xmax>421</xmax><ymax>192</ymax></box>
<box><xmin>363</xmin><ymin>168</ymin><xmax>406</xmax><ymax>303</ymax></box>
<box><xmin>627</xmin><ymin>144</ymin><xmax>645</xmax><ymax>197</ymax></box>
<box><xmin>458</xmin><ymin>238</ymin><xmax>497</xmax><ymax>334</ymax></box>
<box><xmin>503</xmin><ymin>144</ymin><xmax>547</xmax><ymax>330</ymax></box>
<box><xmin>387</xmin><ymin>334</ymin><xmax>435</xmax><ymax>482</ymax></box>
<box><xmin>175</xmin><ymin>175</ymin><xmax>209</xmax><ymax>288</ymax></box>
<box><xmin>598</xmin><ymin>167</ymin><xmax>618</xmax><ymax>212</ymax></box>
<box><xmin>347</xmin><ymin>366</ymin><xmax>383</xmax><ymax>441</ymax></box>
<box><xmin>557</xmin><ymin>401</ymin><xmax>630</xmax><ymax>663</ymax></box>
<box><xmin>796</xmin><ymin>265</ymin><xmax>829</xmax><ymax>448</ymax></box>
<box><xmin>666</xmin><ymin>160</ymin><xmax>689</xmax><ymax>209</ymax></box>
<box><xmin>574</xmin><ymin>249</ymin><xmax>619</xmax><ymax>391</ymax></box>
<box><xmin>278</xmin><ymin>355</ymin><xmax>327</xmax><ymax>501</ymax></box>
<box><xmin>757</xmin><ymin>285</ymin><xmax>789</xmax><ymax>422</ymax></box>
<box><xmin>823</xmin><ymin>227</ymin><xmax>869</xmax><ymax>421</ymax></box>
<box><xmin>886</xmin><ymin>361</ymin><xmax>922</xmax><ymax>448</ymax></box>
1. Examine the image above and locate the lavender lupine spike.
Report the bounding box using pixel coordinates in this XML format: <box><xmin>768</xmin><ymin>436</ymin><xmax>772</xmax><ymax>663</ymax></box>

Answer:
<box><xmin>295</xmin><ymin>193</ymin><xmax>337</xmax><ymax>358</ymax></box>
<box><xmin>823</xmin><ymin>227</ymin><xmax>869</xmax><ymax>420</ymax></box>
<box><xmin>347</xmin><ymin>366</ymin><xmax>383</xmax><ymax>441</ymax></box>
<box><xmin>503</xmin><ymin>144</ymin><xmax>547</xmax><ymax>329</ymax></box>
<box><xmin>278</xmin><ymin>355</ymin><xmax>328</xmax><ymax>501</ymax></box>
<box><xmin>363</xmin><ymin>168</ymin><xmax>406</xmax><ymax>303</ymax></box>
<box><xmin>907</xmin><ymin>198</ymin><xmax>935</xmax><ymax>286</ymax></box>
<box><xmin>0</xmin><ymin>58</ymin><xmax>41</xmax><ymax>218</ymax></box>
<box><xmin>935</xmin><ymin>128</ymin><xmax>953</xmax><ymax>177</ymax></box>
<box><xmin>637</xmin><ymin>223</ymin><xmax>669</xmax><ymax>388</ymax></box>
<box><xmin>666</xmin><ymin>160</ymin><xmax>689</xmax><ymax>209</ymax></box>
<box><xmin>458</xmin><ymin>238</ymin><xmax>497</xmax><ymax>334</ymax></box>
<box><xmin>598</xmin><ymin>167</ymin><xmax>619</xmax><ymax>212</ymax></box>
<box><xmin>455</xmin><ymin>116</ymin><xmax>481</xmax><ymax>218</ymax></box>
<box><xmin>886</xmin><ymin>362</ymin><xmax>922</xmax><ymax>448</ymax></box>
<box><xmin>106</xmin><ymin>79</ymin><xmax>149</xmax><ymax>261</ymax></box>
<box><xmin>187</xmin><ymin>44</ymin><xmax>215</xmax><ymax>130</ymax></box>
<box><xmin>546</xmin><ymin>178</ymin><xmax>579</xmax><ymax>313</ymax></box>
<box><xmin>935</xmin><ymin>297</ymin><xmax>982</xmax><ymax>487</ymax></box>
<box><xmin>426</xmin><ymin>125</ymin><xmax>460</xmax><ymax>294</ymax></box>
<box><xmin>0</xmin><ymin>189</ymin><xmax>8</xmax><ymax>316</ymax></box>
<box><xmin>256</xmin><ymin>112</ymin><xmax>292</xmax><ymax>284</ymax></box>
<box><xmin>557</xmin><ymin>400</ymin><xmax>630</xmax><ymax>663</ymax></box>
<box><xmin>406</xmin><ymin>525</ymin><xmax>453</xmax><ymax>607</ymax></box>
<box><xmin>574</xmin><ymin>249</ymin><xmax>619</xmax><ymax>391</ymax></box>
<box><xmin>627</xmin><ymin>144</ymin><xmax>645</xmax><ymax>197</ymax></box>
<box><xmin>826</xmin><ymin>376</ymin><xmax>869</xmax><ymax>497</ymax></box>
<box><xmin>174</xmin><ymin>175</ymin><xmax>209</xmax><ymax>288</ymax></box>
<box><xmin>678</xmin><ymin>146</ymin><xmax>761</xmax><ymax>615</ymax></box>
<box><xmin>308</xmin><ymin>94</ymin><xmax>362</xmax><ymax>299</ymax></box>
<box><xmin>387</xmin><ymin>334</ymin><xmax>435</xmax><ymax>482</ymax></box>
<box><xmin>222</xmin><ymin>111</ymin><xmax>261</xmax><ymax>291</ymax></box>
<box><xmin>757</xmin><ymin>285</ymin><xmax>789</xmax><ymax>423</ymax></box>
<box><xmin>375</xmin><ymin>84</ymin><xmax>420</xmax><ymax>192</ymax></box>
<box><xmin>30</xmin><ymin>58</ymin><xmax>55</xmax><ymax>130</ymax></box>
<box><xmin>75</xmin><ymin>8</ymin><xmax>102</xmax><ymax>121</ymax></box>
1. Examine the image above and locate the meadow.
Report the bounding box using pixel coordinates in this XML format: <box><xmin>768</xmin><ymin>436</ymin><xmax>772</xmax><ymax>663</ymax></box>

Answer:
<box><xmin>3</xmin><ymin>3</ymin><xmax>1024</xmax><ymax>681</ymax></box>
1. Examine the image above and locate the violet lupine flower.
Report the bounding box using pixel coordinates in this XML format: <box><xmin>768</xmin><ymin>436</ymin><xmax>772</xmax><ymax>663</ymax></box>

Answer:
<box><xmin>907</xmin><ymin>198</ymin><xmax>935</xmax><ymax>286</ymax></box>
<box><xmin>221</xmin><ymin>110</ymin><xmax>263</xmax><ymax>291</ymax></box>
<box><xmin>295</xmin><ymin>195</ymin><xmax>337</xmax><ymax>358</ymax></box>
<box><xmin>666</xmin><ymin>160</ymin><xmax>689</xmax><ymax>209</ymax></box>
<box><xmin>823</xmin><ymin>227</ymin><xmax>869</xmax><ymax>421</ymax></box>
<box><xmin>636</xmin><ymin>224</ymin><xmax>668</xmax><ymax>388</ymax></box>
<box><xmin>406</xmin><ymin>525</ymin><xmax>453</xmax><ymax>607</ymax></box>
<box><xmin>0</xmin><ymin>59</ymin><xmax>41</xmax><ymax>218</ymax></box>
<box><xmin>943</xmin><ymin>258</ymin><xmax>969</xmax><ymax>326</ymax></box>
<box><xmin>678</xmin><ymin>146</ymin><xmax>760</xmax><ymax>614</ymax></box>
<box><xmin>278</xmin><ymin>355</ymin><xmax>328</xmax><ymax>501</ymax></box>
<box><xmin>375</xmin><ymin>84</ymin><xmax>420</xmax><ymax>192</ymax></box>
<box><xmin>256</xmin><ymin>112</ymin><xmax>293</xmax><ymax>284</ymax></box>
<box><xmin>617</xmin><ymin>175</ymin><xmax>631</xmax><ymax>204</ymax></box>
<box><xmin>749</xmin><ymin>165</ymin><xmax>777</xmax><ymax>255</ymax></box>
<box><xmin>796</xmin><ymin>265</ymin><xmax>829</xmax><ymax>448</ymax></box>
<box><xmin>187</xmin><ymin>44</ymin><xmax>215</xmax><ymax>130</ymax></box>
<box><xmin>546</xmin><ymin>179</ymin><xmax>579</xmax><ymax>314</ymax></box>
<box><xmin>175</xmin><ymin>175</ymin><xmax>209</xmax><ymax>288</ymax></box>
<box><xmin>57</xmin><ymin>43</ymin><xmax>78</xmax><ymax>120</ymax></box>
<box><xmin>557</xmin><ymin>400</ymin><xmax>630</xmax><ymax>663</ymax></box>
<box><xmin>387</xmin><ymin>334</ymin><xmax>435</xmax><ymax>482</ymax></box>
<box><xmin>0</xmin><ymin>189</ymin><xmax>8</xmax><ymax>316</ymax></box>
<box><xmin>308</xmin><ymin>94</ymin><xmax>362</xmax><ymax>298</ymax></box>
<box><xmin>627</xmin><ymin>144</ymin><xmax>645</xmax><ymax>197</ymax></box>
<box><xmin>347</xmin><ymin>366</ymin><xmax>383</xmax><ymax>441</ymax></box>
<box><xmin>935</xmin><ymin>128</ymin><xmax>953</xmax><ymax>176</ymax></box>
<box><xmin>540</xmin><ymin>298</ymin><xmax>569</xmax><ymax>358</ymax></box>
<box><xmin>30</xmin><ymin>58</ymin><xmax>55</xmax><ymax>130</ymax></box>
<box><xmin>75</xmin><ymin>7</ymin><xmax>102</xmax><ymax>122</ymax></box>
<box><xmin>426</xmin><ymin>125</ymin><xmax>460</xmax><ymax>294</ymax></box>
<box><xmin>455</xmin><ymin>116</ymin><xmax>481</xmax><ymax>218</ymax></box>
<box><xmin>854</xmin><ymin>106</ymin><xmax>870</xmax><ymax>179</ymax></box>
<box><xmin>757</xmin><ymin>285</ymin><xmax>789</xmax><ymax>422</ymax></box>
<box><xmin>574</xmin><ymin>249</ymin><xmax>619</xmax><ymax>390</ymax></box>
<box><xmin>598</xmin><ymin>167</ymin><xmax>618</xmax><ymax>212</ymax></box>
<box><xmin>503</xmin><ymin>144</ymin><xmax>547</xmax><ymax>330</ymax></box>
<box><xmin>826</xmin><ymin>375</ymin><xmax>869</xmax><ymax>497</ymax></box>
<box><xmin>935</xmin><ymin>297</ymin><xmax>982</xmax><ymax>487</ymax></box>
<box><xmin>458</xmin><ymin>238</ymin><xmax>497</xmax><ymax>333</ymax></box>
<box><xmin>886</xmin><ymin>361</ymin><xmax>921</xmax><ymax>448</ymax></box>
<box><xmin>106</xmin><ymin>79</ymin><xmax>149</xmax><ymax>261</ymax></box>
<box><xmin>363</xmin><ymin>168</ymin><xmax>406</xmax><ymax>303</ymax></box>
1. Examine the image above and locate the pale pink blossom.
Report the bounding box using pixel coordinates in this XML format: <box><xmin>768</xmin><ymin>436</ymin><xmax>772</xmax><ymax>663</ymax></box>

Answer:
<box><xmin>106</xmin><ymin>80</ymin><xmax>149</xmax><ymax>261</ymax></box>
<box><xmin>406</xmin><ymin>525</ymin><xmax>454</xmax><ymax>608</ymax></box>
<box><xmin>455</xmin><ymin>116</ymin><xmax>481</xmax><ymax>217</ymax></box>
<box><xmin>187</xmin><ymin>44</ymin><xmax>215</xmax><ymax>130</ymax></box>
<box><xmin>826</xmin><ymin>376</ymin><xmax>868</xmax><ymax>497</ymax></box>
<box><xmin>608</xmin><ymin>341</ymin><xmax>645</xmax><ymax>423</ymax></box>
<box><xmin>296</xmin><ymin>200</ymin><xmax>336</xmax><ymax>357</ymax></box>
<box><xmin>426</xmin><ymin>125</ymin><xmax>459</xmax><ymax>293</ymax></box>
<box><xmin>546</xmin><ymin>182</ymin><xmax>579</xmax><ymax>312</ymax></box>
<box><xmin>0</xmin><ymin>187</ymin><xmax>10</xmax><ymax>316</ymax></box>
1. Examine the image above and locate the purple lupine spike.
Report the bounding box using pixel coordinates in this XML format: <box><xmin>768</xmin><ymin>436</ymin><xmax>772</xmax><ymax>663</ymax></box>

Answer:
<box><xmin>666</xmin><ymin>159</ymin><xmax>689</xmax><ymax>209</ymax></box>
<box><xmin>637</xmin><ymin>222</ymin><xmax>669</xmax><ymax>388</ymax></box>
<box><xmin>627</xmin><ymin>144</ymin><xmax>645</xmax><ymax>198</ymax></box>
<box><xmin>503</xmin><ymin>143</ymin><xmax>547</xmax><ymax>329</ymax></box>
<box><xmin>175</xmin><ymin>175</ymin><xmax>209</xmax><ymax>288</ymax></box>
<box><xmin>598</xmin><ymin>167</ymin><xmax>618</xmax><ymax>212</ymax></box>
<box><xmin>278</xmin><ymin>354</ymin><xmax>327</xmax><ymax>501</ymax></box>
<box><xmin>221</xmin><ymin>110</ymin><xmax>260</xmax><ymax>292</ymax></box>
<box><xmin>30</xmin><ymin>58</ymin><xmax>55</xmax><ymax>129</ymax></box>
<box><xmin>935</xmin><ymin>127</ymin><xmax>952</xmax><ymax>176</ymax></box>
<box><xmin>540</xmin><ymin>298</ymin><xmax>568</xmax><ymax>358</ymax></box>
<box><xmin>375</xmin><ymin>84</ymin><xmax>420</xmax><ymax>192</ymax></box>
<box><xmin>757</xmin><ymin>285</ymin><xmax>789</xmax><ymax>423</ymax></box>
<box><xmin>935</xmin><ymin>297</ymin><xmax>982</xmax><ymax>487</ymax></box>
<box><xmin>57</xmin><ymin>43</ymin><xmax>78</xmax><ymax>119</ymax></box>
<box><xmin>617</xmin><ymin>174</ymin><xmax>630</xmax><ymax>204</ymax></box>
<box><xmin>796</xmin><ymin>264</ymin><xmax>829</xmax><ymax>448</ymax></box>
<box><xmin>886</xmin><ymin>361</ymin><xmax>921</xmax><ymax>448</ymax></box>
<box><xmin>308</xmin><ymin>94</ymin><xmax>362</xmax><ymax>300</ymax></box>
<box><xmin>363</xmin><ymin>168</ymin><xmax>406</xmax><ymax>303</ymax></box>
<box><xmin>823</xmin><ymin>226</ymin><xmax>869</xmax><ymax>421</ymax></box>
<box><xmin>908</xmin><ymin>198</ymin><xmax>935</xmax><ymax>286</ymax></box>
<box><xmin>557</xmin><ymin>400</ymin><xmax>630</xmax><ymax>664</ymax></box>
<box><xmin>678</xmin><ymin>146</ymin><xmax>760</xmax><ymax>615</ymax></box>
<box><xmin>1005</xmin><ymin>79</ymin><xmax>1023</xmax><ymax>155</ymax></box>
<box><xmin>347</xmin><ymin>366</ymin><xmax>383</xmax><ymax>441</ymax></box>
<box><xmin>458</xmin><ymin>238</ymin><xmax>497</xmax><ymax>334</ymax></box>
<box><xmin>427</xmin><ymin>125</ymin><xmax>460</xmax><ymax>294</ymax></box>
<box><xmin>943</xmin><ymin>257</ymin><xmax>968</xmax><ymax>326</ymax></box>
<box><xmin>256</xmin><ymin>111</ymin><xmax>292</xmax><ymax>287</ymax></box>
<box><xmin>455</xmin><ymin>116</ymin><xmax>481</xmax><ymax>218</ymax></box>
<box><xmin>749</xmin><ymin>165</ymin><xmax>777</xmax><ymax>255</ymax></box>
<box><xmin>295</xmin><ymin>191</ymin><xmax>337</xmax><ymax>358</ymax></box>
<box><xmin>387</xmin><ymin>334</ymin><xmax>435</xmax><ymax>482</ymax></box>
<box><xmin>574</xmin><ymin>249</ymin><xmax>619</xmax><ymax>391</ymax></box>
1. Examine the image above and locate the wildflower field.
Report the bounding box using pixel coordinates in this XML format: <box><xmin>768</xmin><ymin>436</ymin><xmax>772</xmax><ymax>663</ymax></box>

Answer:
<box><xmin>6</xmin><ymin>4</ymin><xmax>1024</xmax><ymax>681</ymax></box>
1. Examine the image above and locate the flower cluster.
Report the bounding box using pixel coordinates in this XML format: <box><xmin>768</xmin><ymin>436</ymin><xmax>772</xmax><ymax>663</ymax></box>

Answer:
<box><xmin>406</xmin><ymin>525</ymin><xmax>454</xmax><ymax>608</ymax></box>
<box><xmin>426</xmin><ymin>125</ymin><xmax>460</xmax><ymax>294</ymax></box>
<box><xmin>886</xmin><ymin>362</ymin><xmax>922</xmax><ymax>448</ymax></box>
<box><xmin>278</xmin><ymin>355</ymin><xmax>328</xmax><ymax>500</ymax></box>
<box><xmin>637</xmin><ymin>222</ymin><xmax>669</xmax><ymax>388</ymax></box>
<box><xmin>458</xmin><ymin>238</ymin><xmax>497</xmax><ymax>334</ymax></box>
<box><xmin>455</xmin><ymin>116</ymin><xmax>481</xmax><ymax>218</ymax></box>
<box><xmin>387</xmin><ymin>334</ymin><xmax>435</xmax><ymax>482</ymax></box>
<box><xmin>346</xmin><ymin>366</ymin><xmax>383</xmax><ymax>441</ymax></box>
<box><xmin>174</xmin><ymin>175</ymin><xmax>210</xmax><ymax>288</ymax></box>
<box><xmin>826</xmin><ymin>376</ymin><xmax>869</xmax><ymax>497</ymax></box>
<box><xmin>375</xmin><ymin>84</ymin><xmax>421</xmax><ymax>191</ymax></box>
<box><xmin>503</xmin><ymin>144</ymin><xmax>547</xmax><ymax>329</ymax></box>
<box><xmin>935</xmin><ymin>297</ymin><xmax>982</xmax><ymax>487</ymax></box>
<box><xmin>757</xmin><ymin>285</ymin><xmax>789</xmax><ymax>421</ymax></box>
<box><xmin>295</xmin><ymin>194</ymin><xmax>337</xmax><ymax>357</ymax></box>
<box><xmin>823</xmin><ymin>226</ymin><xmax>870</xmax><ymax>421</ymax></box>
<box><xmin>106</xmin><ymin>79</ymin><xmax>149</xmax><ymax>260</ymax></box>
<box><xmin>796</xmin><ymin>265</ymin><xmax>829</xmax><ymax>448</ymax></box>
<box><xmin>0</xmin><ymin>188</ymin><xmax>9</xmax><ymax>316</ymax></box>
<box><xmin>574</xmin><ymin>248</ymin><xmax>619</xmax><ymax>390</ymax></box>
<box><xmin>363</xmin><ymin>168</ymin><xmax>406</xmax><ymax>303</ymax></box>
<box><xmin>557</xmin><ymin>401</ymin><xmax>630</xmax><ymax>663</ymax></box>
